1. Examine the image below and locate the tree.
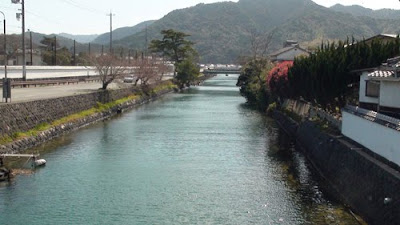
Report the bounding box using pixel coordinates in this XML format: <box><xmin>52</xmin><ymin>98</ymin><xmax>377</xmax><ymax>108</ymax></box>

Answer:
<box><xmin>287</xmin><ymin>37</ymin><xmax>400</xmax><ymax>111</ymax></box>
<box><xmin>149</xmin><ymin>29</ymin><xmax>199</xmax><ymax>88</ymax></box>
<box><xmin>131</xmin><ymin>57</ymin><xmax>164</xmax><ymax>86</ymax></box>
<box><xmin>247</xmin><ymin>28</ymin><xmax>274</xmax><ymax>60</ymax></box>
<box><xmin>40</xmin><ymin>37</ymin><xmax>72</xmax><ymax>65</ymax></box>
<box><xmin>0</xmin><ymin>34</ymin><xmax>23</xmax><ymax>64</ymax></box>
<box><xmin>236</xmin><ymin>58</ymin><xmax>273</xmax><ymax>110</ymax></box>
<box><xmin>175</xmin><ymin>59</ymin><xmax>199</xmax><ymax>88</ymax></box>
<box><xmin>149</xmin><ymin>29</ymin><xmax>197</xmax><ymax>64</ymax></box>
<box><xmin>267</xmin><ymin>61</ymin><xmax>293</xmax><ymax>100</ymax></box>
<box><xmin>91</xmin><ymin>55</ymin><xmax>128</xmax><ymax>90</ymax></box>
<box><xmin>76</xmin><ymin>52</ymin><xmax>90</xmax><ymax>66</ymax></box>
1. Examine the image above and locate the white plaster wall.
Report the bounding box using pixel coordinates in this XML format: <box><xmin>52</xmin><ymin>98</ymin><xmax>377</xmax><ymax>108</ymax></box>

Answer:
<box><xmin>277</xmin><ymin>48</ymin><xmax>308</xmax><ymax>61</ymax></box>
<box><xmin>342</xmin><ymin>111</ymin><xmax>400</xmax><ymax>166</ymax></box>
<box><xmin>380</xmin><ymin>81</ymin><xmax>400</xmax><ymax>108</ymax></box>
<box><xmin>359</xmin><ymin>73</ymin><xmax>379</xmax><ymax>104</ymax></box>
<box><xmin>0</xmin><ymin>66</ymin><xmax>99</xmax><ymax>79</ymax></box>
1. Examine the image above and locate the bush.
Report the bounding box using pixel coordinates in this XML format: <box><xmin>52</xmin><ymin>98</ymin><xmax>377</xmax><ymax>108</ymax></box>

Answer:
<box><xmin>267</xmin><ymin>61</ymin><xmax>293</xmax><ymax>99</ymax></box>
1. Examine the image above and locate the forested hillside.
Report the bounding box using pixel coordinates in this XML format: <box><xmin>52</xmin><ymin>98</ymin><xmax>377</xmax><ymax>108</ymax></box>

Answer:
<box><xmin>330</xmin><ymin>4</ymin><xmax>400</xmax><ymax>20</ymax></box>
<box><xmin>116</xmin><ymin>0</ymin><xmax>400</xmax><ymax>63</ymax></box>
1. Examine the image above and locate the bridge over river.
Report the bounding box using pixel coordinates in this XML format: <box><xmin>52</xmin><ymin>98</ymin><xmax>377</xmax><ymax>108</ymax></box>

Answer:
<box><xmin>203</xmin><ymin>67</ymin><xmax>241</xmax><ymax>75</ymax></box>
<box><xmin>0</xmin><ymin>74</ymin><xmax>359</xmax><ymax>224</ymax></box>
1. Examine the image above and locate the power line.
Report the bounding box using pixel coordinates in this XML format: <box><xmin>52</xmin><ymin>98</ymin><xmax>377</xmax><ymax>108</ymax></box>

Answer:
<box><xmin>56</xmin><ymin>0</ymin><xmax>105</xmax><ymax>15</ymax></box>
<box><xmin>0</xmin><ymin>5</ymin><xmax>16</xmax><ymax>10</ymax></box>
<box><xmin>25</xmin><ymin>10</ymin><xmax>66</xmax><ymax>27</ymax></box>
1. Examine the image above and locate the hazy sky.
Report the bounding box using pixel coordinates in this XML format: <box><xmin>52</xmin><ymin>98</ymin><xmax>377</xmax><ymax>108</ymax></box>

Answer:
<box><xmin>0</xmin><ymin>0</ymin><xmax>399</xmax><ymax>35</ymax></box>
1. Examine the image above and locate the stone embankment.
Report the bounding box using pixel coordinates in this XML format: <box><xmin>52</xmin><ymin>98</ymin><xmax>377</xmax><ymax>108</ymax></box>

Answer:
<box><xmin>0</xmin><ymin>82</ymin><xmax>175</xmax><ymax>154</ymax></box>
<box><xmin>273</xmin><ymin>109</ymin><xmax>400</xmax><ymax>225</ymax></box>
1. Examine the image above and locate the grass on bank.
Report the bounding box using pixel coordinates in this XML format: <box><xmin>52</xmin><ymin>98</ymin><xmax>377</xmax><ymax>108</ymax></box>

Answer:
<box><xmin>0</xmin><ymin>81</ymin><xmax>177</xmax><ymax>146</ymax></box>
<box><xmin>0</xmin><ymin>94</ymin><xmax>142</xmax><ymax>145</ymax></box>
<box><xmin>151</xmin><ymin>80</ymin><xmax>178</xmax><ymax>94</ymax></box>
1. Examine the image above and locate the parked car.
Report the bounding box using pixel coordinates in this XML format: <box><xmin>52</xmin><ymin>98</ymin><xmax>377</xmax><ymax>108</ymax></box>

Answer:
<box><xmin>123</xmin><ymin>76</ymin><xmax>134</xmax><ymax>83</ymax></box>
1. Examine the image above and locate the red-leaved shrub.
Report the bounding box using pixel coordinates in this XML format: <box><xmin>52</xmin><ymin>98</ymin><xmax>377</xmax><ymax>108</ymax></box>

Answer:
<box><xmin>267</xmin><ymin>61</ymin><xmax>293</xmax><ymax>98</ymax></box>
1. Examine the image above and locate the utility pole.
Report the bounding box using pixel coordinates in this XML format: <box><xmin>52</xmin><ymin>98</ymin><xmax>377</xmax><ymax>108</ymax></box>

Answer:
<box><xmin>0</xmin><ymin>11</ymin><xmax>7</xmax><ymax>80</ymax></box>
<box><xmin>88</xmin><ymin>42</ymin><xmax>91</xmax><ymax>57</ymax></box>
<box><xmin>11</xmin><ymin>0</ymin><xmax>26</xmax><ymax>80</ymax></box>
<box><xmin>22</xmin><ymin>0</ymin><xmax>25</xmax><ymax>80</ymax></box>
<box><xmin>29</xmin><ymin>29</ymin><xmax>32</xmax><ymax>65</ymax></box>
<box><xmin>0</xmin><ymin>11</ymin><xmax>8</xmax><ymax>103</ymax></box>
<box><xmin>73</xmin><ymin>39</ymin><xmax>76</xmax><ymax>66</ymax></box>
<box><xmin>107</xmin><ymin>11</ymin><xmax>115</xmax><ymax>55</ymax></box>
<box><xmin>54</xmin><ymin>36</ymin><xmax>57</xmax><ymax>65</ymax></box>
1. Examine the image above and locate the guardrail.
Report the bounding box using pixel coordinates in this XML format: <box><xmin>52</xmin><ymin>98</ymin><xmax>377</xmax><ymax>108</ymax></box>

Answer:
<box><xmin>0</xmin><ymin>77</ymin><xmax>102</xmax><ymax>88</ymax></box>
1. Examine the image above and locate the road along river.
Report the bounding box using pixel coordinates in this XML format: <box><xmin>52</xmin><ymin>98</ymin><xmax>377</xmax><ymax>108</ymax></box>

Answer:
<box><xmin>0</xmin><ymin>75</ymin><xmax>360</xmax><ymax>224</ymax></box>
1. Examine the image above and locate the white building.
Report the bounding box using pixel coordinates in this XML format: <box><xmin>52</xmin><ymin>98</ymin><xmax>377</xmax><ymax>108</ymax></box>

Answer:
<box><xmin>358</xmin><ymin>57</ymin><xmax>400</xmax><ymax>117</ymax></box>
<box><xmin>14</xmin><ymin>49</ymin><xmax>43</xmax><ymax>66</ymax></box>
<box><xmin>342</xmin><ymin>57</ymin><xmax>400</xmax><ymax>167</ymax></box>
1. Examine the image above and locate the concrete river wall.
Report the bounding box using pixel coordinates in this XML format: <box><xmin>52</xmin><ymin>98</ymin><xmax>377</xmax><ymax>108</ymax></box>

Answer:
<box><xmin>273</xmin><ymin>110</ymin><xmax>400</xmax><ymax>225</ymax></box>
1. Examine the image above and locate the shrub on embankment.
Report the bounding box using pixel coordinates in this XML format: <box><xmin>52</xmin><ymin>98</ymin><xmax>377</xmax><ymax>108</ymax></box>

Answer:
<box><xmin>288</xmin><ymin>38</ymin><xmax>400</xmax><ymax>111</ymax></box>
<box><xmin>236</xmin><ymin>58</ymin><xmax>274</xmax><ymax>111</ymax></box>
<box><xmin>0</xmin><ymin>80</ymin><xmax>177</xmax><ymax>149</ymax></box>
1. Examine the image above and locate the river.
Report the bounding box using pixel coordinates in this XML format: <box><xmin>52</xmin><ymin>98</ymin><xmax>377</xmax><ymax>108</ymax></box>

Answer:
<box><xmin>0</xmin><ymin>75</ymin><xmax>360</xmax><ymax>224</ymax></box>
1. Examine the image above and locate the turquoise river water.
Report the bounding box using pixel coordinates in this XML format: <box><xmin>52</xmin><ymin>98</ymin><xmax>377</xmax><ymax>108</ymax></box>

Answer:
<box><xmin>0</xmin><ymin>75</ymin><xmax>360</xmax><ymax>224</ymax></box>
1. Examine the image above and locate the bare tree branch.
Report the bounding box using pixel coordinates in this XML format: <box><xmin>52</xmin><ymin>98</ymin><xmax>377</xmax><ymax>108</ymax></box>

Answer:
<box><xmin>247</xmin><ymin>28</ymin><xmax>275</xmax><ymax>60</ymax></box>
<box><xmin>91</xmin><ymin>55</ymin><xmax>128</xmax><ymax>90</ymax></box>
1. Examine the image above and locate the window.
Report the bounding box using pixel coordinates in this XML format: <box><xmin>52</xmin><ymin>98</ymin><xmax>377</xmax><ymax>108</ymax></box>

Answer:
<box><xmin>365</xmin><ymin>80</ymin><xmax>380</xmax><ymax>98</ymax></box>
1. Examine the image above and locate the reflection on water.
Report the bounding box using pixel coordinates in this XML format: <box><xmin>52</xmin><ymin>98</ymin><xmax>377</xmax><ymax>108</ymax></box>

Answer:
<box><xmin>268</xmin><ymin>128</ymin><xmax>360</xmax><ymax>224</ymax></box>
<box><xmin>0</xmin><ymin>75</ymin><xmax>360</xmax><ymax>224</ymax></box>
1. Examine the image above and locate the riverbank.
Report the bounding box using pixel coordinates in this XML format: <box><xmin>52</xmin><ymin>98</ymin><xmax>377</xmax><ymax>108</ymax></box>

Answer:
<box><xmin>272</xmin><ymin>108</ymin><xmax>400</xmax><ymax>225</ymax></box>
<box><xmin>0</xmin><ymin>81</ymin><xmax>177</xmax><ymax>155</ymax></box>
<box><xmin>0</xmin><ymin>74</ymin><xmax>361</xmax><ymax>224</ymax></box>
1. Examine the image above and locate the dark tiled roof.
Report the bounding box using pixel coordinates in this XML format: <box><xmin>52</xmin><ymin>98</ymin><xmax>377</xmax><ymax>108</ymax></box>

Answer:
<box><xmin>270</xmin><ymin>46</ymin><xmax>308</xmax><ymax>57</ymax></box>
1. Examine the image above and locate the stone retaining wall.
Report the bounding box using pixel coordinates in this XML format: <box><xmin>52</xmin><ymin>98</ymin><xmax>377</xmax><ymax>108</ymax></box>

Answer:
<box><xmin>273</xmin><ymin>110</ymin><xmax>400</xmax><ymax>225</ymax></box>
<box><xmin>0</xmin><ymin>87</ymin><xmax>173</xmax><ymax>154</ymax></box>
<box><xmin>0</xmin><ymin>87</ymin><xmax>142</xmax><ymax>137</ymax></box>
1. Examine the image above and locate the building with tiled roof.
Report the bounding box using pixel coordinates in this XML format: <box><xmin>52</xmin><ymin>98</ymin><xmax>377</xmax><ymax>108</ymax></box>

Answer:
<box><xmin>342</xmin><ymin>55</ymin><xmax>400</xmax><ymax>168</ymax></box>
<box><xmin>358</xmin><ymin>56</ymin><xmax>400</xmax><ymax>117</ymax></box>
<box><xmin>269</xmin><ymin>41</ymin><xmax>310</xmax><ymax>63</ymax></box>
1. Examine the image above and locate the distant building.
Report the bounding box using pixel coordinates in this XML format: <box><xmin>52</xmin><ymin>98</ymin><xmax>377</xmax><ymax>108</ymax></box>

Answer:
<box><xmin>363</xmin><ymin>34</ymin><xmax>398</xmax><ymax>45</ymax></box>
<box><xmin>270</xmin><ymin>41</ymin><xmax>309</xmax><ymax>63</ymax></box>
<box><xmin>13</xmin><ymin>49</ymin><xmax>43</xmax><ymax>66</ymax></box>
<box><xmin>344</xmin><ymin>34</ymin><xmax>399</xmax><ymax>48</ymax></box>
<box><xmin>283</xmin><ymin>40</ymin><xmax>298</xmax><ymax>48</ymax></box>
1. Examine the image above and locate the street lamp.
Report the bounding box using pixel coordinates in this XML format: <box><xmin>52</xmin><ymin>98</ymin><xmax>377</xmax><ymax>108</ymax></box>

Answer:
<box><xmin>0</xmin><ymin>11</ymin><xmax>7</xmax><ymax>81</ymax></box>
<box><xmin>0</xmin><ymin>11</ymin><xmax>9</xmax><ymax>103</ymax></box>
<box><xmin>11</xmin><ymin>0</ymin><xmax>26</xmax><ymax>81</ymax></box>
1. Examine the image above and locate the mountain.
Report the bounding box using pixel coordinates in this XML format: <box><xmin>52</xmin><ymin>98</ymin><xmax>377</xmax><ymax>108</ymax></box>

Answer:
<box><xmin>57</xmin><ymin>33</ymin><xmax>99</xmax><ymax>43</ymax></box>
<box><xmin>26</xmin><ymin>32</ymin><xmax>103</xmax><ymax>55</ymax></box>
<box><xmin>114</xmin><ymin>0</ymin><xmax>400</xmax><ymax>63</ymax></box>
<box><xmin>330</xmin><ymin>4</ymin><xmax>400</xmax><ymax>20</ymax></box>
<box><xmin>92</xmin><ymin>20</ymin><xmax>155</xmax><ymax>44</ymax></box>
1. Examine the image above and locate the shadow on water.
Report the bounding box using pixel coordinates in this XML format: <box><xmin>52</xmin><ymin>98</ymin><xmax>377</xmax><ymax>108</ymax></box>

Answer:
<box><xmin>265</xmin><ymin>120</ymin><xmax>363</xmax><ymax>224</ymax></box>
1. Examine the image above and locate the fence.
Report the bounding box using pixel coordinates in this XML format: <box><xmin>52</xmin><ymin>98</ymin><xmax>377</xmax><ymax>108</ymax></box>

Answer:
<box><xmin>282</xmin><ymin>99</ymin><xmax>342</xmax><ymax>130</ymax></box>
